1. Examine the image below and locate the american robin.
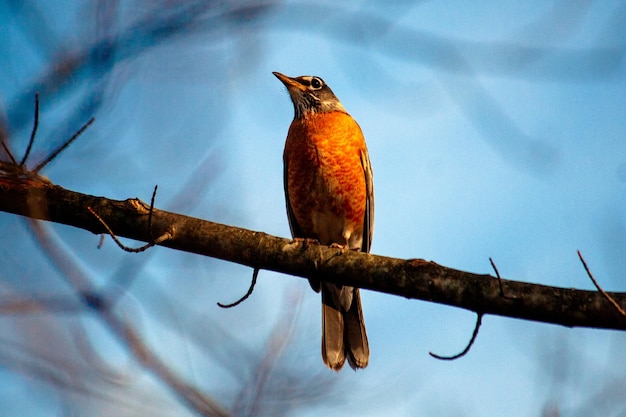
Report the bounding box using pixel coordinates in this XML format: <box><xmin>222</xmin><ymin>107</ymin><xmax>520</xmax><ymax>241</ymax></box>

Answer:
<box><xmin>273</xmin><ymin>72</ymin><xmax>374</xmax><ymax>371</ymax></box>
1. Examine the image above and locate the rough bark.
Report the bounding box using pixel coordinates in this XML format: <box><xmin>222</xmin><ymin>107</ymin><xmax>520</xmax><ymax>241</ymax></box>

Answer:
<box><xmin>2</xmin><ymin>174</ymin><xmax>625</xmax><ymax>331</ymax></box>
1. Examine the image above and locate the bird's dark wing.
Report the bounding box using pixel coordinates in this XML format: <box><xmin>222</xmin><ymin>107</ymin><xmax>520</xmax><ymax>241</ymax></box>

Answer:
<box><xmin>360</xmin><ymin>148</ymin><xmax>374</xmax><ymax>253</ymax></box>
<box><xmin>283</xmin><ymin>157</ymin><xmax>304</xmax><ymax>239</ymax></box>
<box><xmin>284</xmin><ymin>156</ymin><xmax>320</xmax><ymax>292</ymax></box>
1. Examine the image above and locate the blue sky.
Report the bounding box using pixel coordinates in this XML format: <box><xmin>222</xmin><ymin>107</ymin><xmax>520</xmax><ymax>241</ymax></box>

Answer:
<box><xmin>1</xmin><ymin>1</ymin><xmax>626</xmax><ymax>416</ymax></box>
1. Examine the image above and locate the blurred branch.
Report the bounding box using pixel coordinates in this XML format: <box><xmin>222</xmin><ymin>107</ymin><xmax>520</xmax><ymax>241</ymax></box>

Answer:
<box><xmin>2</xmin><ymin>176</ymin><xmax>626</xmax><ymax>331</ymax></box>
<box><xmin>6</xmin><ymin>1</ymin><xmax>276</xmax><ymax>136</ymax></box>
<box><xmin>28</xmin><ymin>219</ymin><xmax>230</xmax><ymax>417</ymax></box>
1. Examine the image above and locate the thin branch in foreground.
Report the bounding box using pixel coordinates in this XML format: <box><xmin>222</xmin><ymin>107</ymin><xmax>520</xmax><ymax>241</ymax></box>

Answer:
<box><xmin>429</xmin><ymin>313</ymin><xmax>483</xmax><ymax>361</ymax></box>
<box><xmin>218</xmin><ymin>268</ymin><xmax>259</xmax><ymax>308</ymax></box>
<box><xmin>20</xmin><ymin>93</ymin><xmax>40</xmax><ymax>166</ymax></box>
<box><xmin>33</xmin><ymin>116</ymin><xmax>95</xmax><ymax>173</ymax></box>
<box><xmin>577</xmin><ymin>250</ymin><xmax>626</xmax><ymax>317</ymax></box>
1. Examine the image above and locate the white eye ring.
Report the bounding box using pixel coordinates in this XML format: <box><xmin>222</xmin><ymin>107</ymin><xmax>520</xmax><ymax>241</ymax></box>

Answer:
<box><xmin>310</xmin><ymin>77</ymin><xmax>323</xmax><ymax>90</ymax></box>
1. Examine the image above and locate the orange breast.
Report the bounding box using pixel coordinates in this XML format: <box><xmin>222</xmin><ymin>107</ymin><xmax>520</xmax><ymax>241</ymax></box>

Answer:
<box><xmin>284</xmin><ymin>111</ymin><xmax>367</xmax><ymax>247</ymax></box>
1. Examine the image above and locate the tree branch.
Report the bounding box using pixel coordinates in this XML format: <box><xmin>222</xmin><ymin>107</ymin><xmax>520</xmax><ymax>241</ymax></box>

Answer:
<box><xmin>2</xmin><ymin>175</ymin><xmax>626</xmax><ymax>331</ymax></box>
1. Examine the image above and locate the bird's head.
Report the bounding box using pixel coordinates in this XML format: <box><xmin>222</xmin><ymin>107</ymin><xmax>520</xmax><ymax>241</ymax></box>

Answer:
<box><xmin>273</xmin><ymin>72</ymin><xmax>347</xmax><ymax>119</ymax></box>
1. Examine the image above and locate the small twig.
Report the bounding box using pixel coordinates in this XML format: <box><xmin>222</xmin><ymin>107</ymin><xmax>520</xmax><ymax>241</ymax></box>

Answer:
<box><xmin>1</xmin><ymin>141</ymin><xmax>18</xmax><ymax>165</ymax></box>
<box><xmin>148</xmin><ymin>184</ymin><xmax>158</xmax><ymax>241</ymax></box>
<box><xmin>20</xmin><ymin>92</ymin><xmax>40</xmax><ymax>166</ymax></box>
<box><xmin>87</xmin><ymin>206</ymin><xmax>171</xmax><ymax>253</ymax></box>
<box><xmin>578</xmin><ymin>250</ymin><xmax>626</xmax><ymax>316</ymax></box>
<box><xmin>429</xmin><ymin>313</ymin><xmax>483</xmax><ymax>361</ymax></box>
<box><xmin>33</xmin><ymin>116</ymin><xmax>95</xmax><ymax>173</ymax></box>
<box><xmin>489</xmin><ymin>257</ymin><xmax>505</xmax><ymax>297</ymax></box>
<box><xmin>87</xmin><ymin>184</ymin><xmax>169</xmax><ymax>252</ymax></box>
<box><xmin>96</xmin><ymin>186</ymin><xmax>162</xmax><ymax>308</ymax></box>
<box><xmin>218</xmin><ymin>268</ymin><xmax>259</xmax><ymax>308</ymax></box>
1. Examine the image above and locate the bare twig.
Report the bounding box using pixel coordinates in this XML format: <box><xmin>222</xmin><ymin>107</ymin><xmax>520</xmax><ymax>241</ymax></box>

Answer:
<box><xmin>578</xmin><ymin>250</ymin><xmax>626</xmax><ymax>316</ymax></box>
<box><xmin>1</xmin><ymin>141</ymin><xmax>18</xmax><ymax>165</ymax></box>
<box><xmin>148</xmin><ymin>184</ymin><xmax>158</xmax><ymax>241</ymax></box>
<box><xmin>429</xmin><ymin>313</ymin><xmax>483</xmax><ymax>361</ymax></box>
<box><xmin>88</xmin><ymin>206</ymin><xmax>148</xmax><ymax>252</ymax></box>
<box><xmin>33</xmin><ymin>116</ymin><xmax>95</xmax><ymax>173</ymax></box>
<box><xmin>93</xmin><ymin>185</ymin><xmax>167</xmax><ymax>307</ymax></box>
<box><xmin>20</xmin><ymin>93</ymin><xmax>40</xmax><ymax>166</ymax></box>
<box><xmin>87</xmin><ymin>204</ymin><xmax>171</xmax><ymax>253</ymax></box>
<box><xmin>489</xmin><ymin>257</ymin><xmax>505</xmax><ymax>297</ymax></box>
<box><xmin>218</xmin><ymin>268</ymin><xmax>259</xmax><ymax>308</ymax></box>
<box><xmin>92</xmin><ymin>185</ymin><xmax>160</xmax><ymax>251</ymax></box>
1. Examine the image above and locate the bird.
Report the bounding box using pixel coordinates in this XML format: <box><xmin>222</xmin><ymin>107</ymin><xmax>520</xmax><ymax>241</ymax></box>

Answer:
<box><xmin>273</xmin><ymin>71</ymin><xmax>374</xmax><ymax>371</ymax></box>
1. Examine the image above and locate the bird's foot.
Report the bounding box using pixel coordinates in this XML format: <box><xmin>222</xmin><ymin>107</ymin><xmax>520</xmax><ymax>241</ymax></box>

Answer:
<box><xmin>329</xmin><ymin>242</ymin><xmax>349</xmax><ymax>255</ymax></box>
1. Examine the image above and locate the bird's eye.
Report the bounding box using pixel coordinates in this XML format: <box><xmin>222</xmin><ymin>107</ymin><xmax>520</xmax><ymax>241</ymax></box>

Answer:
<box><xmin>310</xmin><ymin>77</ymin><xmax>323</xmax><ymax>90</ymax></box>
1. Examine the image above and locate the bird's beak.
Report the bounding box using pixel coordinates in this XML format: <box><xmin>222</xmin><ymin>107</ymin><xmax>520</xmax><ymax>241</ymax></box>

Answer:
<box><xmin>273</xmin><ymin>72</ymin><xmax>307</xmax><ymax>92</ymax></box>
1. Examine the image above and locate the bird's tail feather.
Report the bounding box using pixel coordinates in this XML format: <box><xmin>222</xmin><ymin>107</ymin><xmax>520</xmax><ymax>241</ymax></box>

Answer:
<box><xmin>345</xmin><ymin>288</ymin><xmax>369</xmax><ymax>369</ymax></box>
<box><xmin>321</xmin><ymin>285</ymin><xmax>369</xmax><ymax>371</ymax></box>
